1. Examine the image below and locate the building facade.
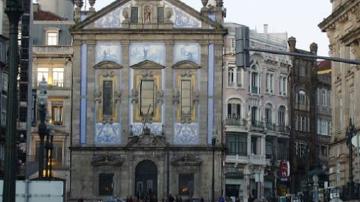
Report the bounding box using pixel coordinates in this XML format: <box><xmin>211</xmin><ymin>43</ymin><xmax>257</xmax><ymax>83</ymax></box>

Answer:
<box><xmin>29</xmin><ymin>0</ymin><xmax>74</xmax><ymax>191</ymax></box>
<box><xmin>0</xmin><ymin>0</ymin><xmax>8</xmax><ymax>177</ymax></box>
<box><xmin>223</xmin><ymin>23</ymin><xmax>291</xmax><ymax>201</ymax></box>
<box><xmin>319</xmin><ymin>0</ymin><xmax>360</xmax><ymax>190</ymax></box>
<box><xmin>287</xmin><ymin>39</ymin><xmax>331</xmax><ymax>198</ymax></box>
<box><xmin>69</xmin><ymin>0</ymin><xmax>225</xmax><ymax>201</ymax></box>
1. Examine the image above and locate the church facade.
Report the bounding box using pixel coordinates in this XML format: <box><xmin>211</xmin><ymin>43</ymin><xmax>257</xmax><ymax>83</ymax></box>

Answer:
<box><xmin>69</xmin><ymin>0</ymin><xmax>226</xmax><ymax>201</ymax></box>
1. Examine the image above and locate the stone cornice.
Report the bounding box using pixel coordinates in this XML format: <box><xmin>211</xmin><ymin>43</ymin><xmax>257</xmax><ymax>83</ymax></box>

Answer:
<box><xmin>318</xmin><ymin>0</ymin><xmax>359</xmax><ymax>31</ymax></box>
<box><xmin>339</xmin><ymin>25</ymin><xmax>360</xmax><ymax>45</ymax></box>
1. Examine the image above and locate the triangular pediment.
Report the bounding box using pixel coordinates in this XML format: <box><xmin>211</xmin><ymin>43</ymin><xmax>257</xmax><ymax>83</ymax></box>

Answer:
<box><xmin>72</xmin><ymin>0</ymin><xmax>220</xmax><ymax>31</ymax></box>
<box><xmin>130</xmin><ymin>60</ymin><xmax>165</xmax><ymax>69</ymax></box>
<box><xmin>172</xmin><ymin>60</ymin><xmax>201</xmax><ymax>69</ymax></box>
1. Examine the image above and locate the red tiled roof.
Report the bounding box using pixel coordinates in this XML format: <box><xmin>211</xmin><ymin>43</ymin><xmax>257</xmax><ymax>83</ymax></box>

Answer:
<box><xmin>34</xmin><ymin>9</ymin><xmax>64</xmax><ymax>21</ymax></box>
<box><xmin>317</xmin><ymin>60</ymin><xmax>331</xmax><ymax>71</ymax></box>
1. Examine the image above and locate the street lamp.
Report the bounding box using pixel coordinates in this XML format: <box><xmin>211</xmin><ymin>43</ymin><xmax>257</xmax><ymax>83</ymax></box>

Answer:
<box><xmin>346</xmin><ymin>118</ymin><xmax>360</xmax><ymax>200</ymax></box>
<box><xmin>38</xmin><ymin>78</ymin><xmax>48</xmax><ymax>179</ymax></box>
<box><xmin>212</xmin><ymin>137</ymin><xmax>216</xmax><ymax>202</ymax></box>
<box><xmin>3</xmin><ymin>0</ymin><xmax>23</xmax><ymax>201</ymax></box>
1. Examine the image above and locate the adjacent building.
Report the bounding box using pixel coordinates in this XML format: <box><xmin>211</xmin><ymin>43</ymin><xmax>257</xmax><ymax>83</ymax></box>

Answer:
<box><xmin>319</xmin><ymin>0</ymin><xmax>360</xmax><ymax>191</ymax></box>
<box><xmin>69</xmin><ymin>0</ymin><xmax>226</xmax><ymax>201</ymax></box>
<box><xmin>0</xmin><ymin>0</ymin><xmax>8</xmax><ymax>177</ymax></box>
<box><xmin>29</xmin><ymin>0</ymin><xmax>74</xmax><ymax>192</ymax></box>
<box><xmin>287</xmin><ymin>39</ymin><xmax>331</xmax><ymax>198</ymax></box>
<box><xmin>223</xmin><ymin>23</ymin><xmax>291</xmax><ymax>201</ymax></box>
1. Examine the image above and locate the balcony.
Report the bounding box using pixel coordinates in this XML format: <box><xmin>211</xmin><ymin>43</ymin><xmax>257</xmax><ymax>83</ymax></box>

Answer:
<box><xmin>226</xmin><ymin>154</ymin><xmax>266</xmax><ymax>166</ymax></box>
<box><xmin>250</xmin><ymin>120</ymin><xmax>264</xmax><ymax>131</ymax></box>
<box><xmin>225</xmin><ymin>117</ymin><xmax>247</xmax><ymax>126</ymax></box>
<box><xmin>33</xmin><ymin>46</ymin><xmax>73</xmax><ymax>57</ymax></box>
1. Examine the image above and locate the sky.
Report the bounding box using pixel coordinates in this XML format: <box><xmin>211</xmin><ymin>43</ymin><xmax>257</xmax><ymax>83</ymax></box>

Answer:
<box><xmin>94</xmin><ymin>0</ymin><xmax>332</xmax><ymax>56</ymax></box>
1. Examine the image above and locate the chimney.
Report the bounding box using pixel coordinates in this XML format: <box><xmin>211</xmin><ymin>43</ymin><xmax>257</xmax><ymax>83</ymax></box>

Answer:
<box><xmin>263</xmin><ymin>24</ymin><xmax>268</xmax><ymax>34</ymax></box>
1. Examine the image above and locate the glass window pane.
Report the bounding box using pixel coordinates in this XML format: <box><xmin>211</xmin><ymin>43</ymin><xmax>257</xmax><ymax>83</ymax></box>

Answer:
<box><xmin>131</xmin><ymin>7</ymin><xmax>138</xmax><ymax>23</ymax></box>
<box><xmin>103</xmin><ymin>80</ymin><xmax>113</xmax><ymax>117</ymax></box>
<box><xmin>47</xmin><ymin>32</ymin><xmax>58</xmax><ymax>45</ymax></box>
<box><xmin>181</xmin><ymin>80</ymin><xmax>191</xmax><ymax>116</ymax></box>
<box><xmin>157</xmin><ymin>7</ymin><xmax>164</xmax><ymax>23</ymax></box>
<box><xmin>140</xmin><ymin>80</ymin><xmax>154</xmax><ymax>116</ymax></box>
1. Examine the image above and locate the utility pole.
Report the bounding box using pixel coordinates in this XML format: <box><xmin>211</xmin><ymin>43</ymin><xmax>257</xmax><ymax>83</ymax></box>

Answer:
<box><xmin>3</xmin><ymin>0</ymin><xmax>23</xmax><ymax>201</ymax></box>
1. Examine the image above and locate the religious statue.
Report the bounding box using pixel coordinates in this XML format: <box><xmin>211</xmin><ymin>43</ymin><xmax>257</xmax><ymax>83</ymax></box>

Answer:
<box><xmin>144</xmin><ymin>6</ymin><xmax>151</xmax><ymax>23</ymax></box>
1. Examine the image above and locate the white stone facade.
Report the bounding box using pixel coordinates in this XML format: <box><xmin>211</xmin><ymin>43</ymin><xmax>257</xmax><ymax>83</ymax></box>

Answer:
<box><xmin>223</xmin><ymin>23</ymin><xmax>291</xmax><ymax>201</ymax></box>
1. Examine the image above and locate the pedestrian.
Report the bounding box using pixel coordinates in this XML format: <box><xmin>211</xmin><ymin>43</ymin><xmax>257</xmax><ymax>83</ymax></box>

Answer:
<box><xmin>168</xmin><ymin>193</ymin><xmax>175</xmax><ymax>202</ymax></box>
<box><xmin>218</xmin><ymin>195</ymin><xmax>225</xmax><ymax>202</ymax></box>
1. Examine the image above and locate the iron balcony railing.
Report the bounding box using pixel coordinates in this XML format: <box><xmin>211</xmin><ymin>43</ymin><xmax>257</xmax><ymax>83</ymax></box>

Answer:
<box><xmin>225</xmin><ymin>116</ymin><xmax>247</xmax><ymax>126</ymax></box>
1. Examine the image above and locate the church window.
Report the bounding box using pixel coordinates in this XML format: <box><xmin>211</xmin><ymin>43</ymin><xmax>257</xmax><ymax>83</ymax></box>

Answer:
<box><xmin>131</xmin><ymin>7</ymin><xmax>138</xmax><ymax>23</ymax></box>
<box><xmin>228</xmin><ymin>67</ymin><xmax>234</xmax><ymax>86</ymax></box>
<box><xmin>140</xmin><ymin>80</ymin><xmax>155</xmax><ymax>116</ymax></box>
<box><xmin>157</xmin><ymin>7</ymin><xmax>164</xmax><ymax>23</ymax></box>
<box><xmin>181</xmin><ymin>80</ymin><xmax>192</xmax><ymax>116</ymax></box>
<box><xmin>103</xmin><ymin>80</ymin><xmax>113</xmax><ymax>117</ymax></box>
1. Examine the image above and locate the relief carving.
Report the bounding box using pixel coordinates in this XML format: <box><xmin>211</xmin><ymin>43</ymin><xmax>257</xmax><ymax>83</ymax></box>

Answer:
<box><xmin>171</xmin><ymin>153</ymin><xmax>202</xmax><ymax>166</ymax></box>
<box><xmin>115</xmin><ymin>91</ymin><xmax>122</xmax><ymax>103</ymax></box>
<box><xmin>91</xmin><ymin>154</ymin><xmax>124</xmax><ymax>167</ymax></box>
<box><xmin>173</xmin><ymin>90</ymin><xmax>180</xmax><ymax>104</ymax></box>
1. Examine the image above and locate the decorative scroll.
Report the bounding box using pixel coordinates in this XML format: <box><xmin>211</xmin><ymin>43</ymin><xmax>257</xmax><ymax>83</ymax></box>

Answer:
<box><xmin>131</xmin><ymin>123</ymin><xmax>163</xmax><ymax>136</ymax></box>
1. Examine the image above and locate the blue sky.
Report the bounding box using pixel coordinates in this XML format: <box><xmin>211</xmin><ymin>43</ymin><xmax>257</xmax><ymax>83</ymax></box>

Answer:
<box><xmin>93</xmin><ymin>0</ymin><xmax>331</xmax><ymax>56</ymax></box>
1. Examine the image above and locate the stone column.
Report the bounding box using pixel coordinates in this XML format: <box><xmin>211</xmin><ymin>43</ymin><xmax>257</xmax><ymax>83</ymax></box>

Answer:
<box><xmin>86</xmin><ymin>40</ymin><xmax>96</xmax><ymax>145</ymax></box>
<box><xmin>121</xmin><ymin>40</ymin><xmax>130</xmax><ymax>144</ymax></box>
<box><xmin>199</xmin><ymin>42</ymin><xmax>209</xmax><ymax>144</ymax></box>
<box><xmin>164</xmin><ymin>41</ymin><xmax>174</xmax><ymax>143</ymax></box>
<box><xmin>72</xmin><ymin>41</ymin><xmax>82</xmax><ymax>145</ymax></box>
<box><xmin>243</xmin><ymin>166</ymin><xmax>250</xmax><ymax>202</ymax></box>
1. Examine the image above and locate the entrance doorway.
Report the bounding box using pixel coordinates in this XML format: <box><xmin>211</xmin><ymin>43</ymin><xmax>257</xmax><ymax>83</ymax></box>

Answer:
<box><xmin>135</xmin><ymin>160</ymin><xmax>157</xmax><ymax>200</ymax></box>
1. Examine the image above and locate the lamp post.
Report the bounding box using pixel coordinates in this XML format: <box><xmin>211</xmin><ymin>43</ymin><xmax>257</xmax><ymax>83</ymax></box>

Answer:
<box><xmin>38</xmin><ymin>78</ymin><xmax>48</xmax><ymax>178</ymax></box>
<box><xmin>212</xmin><ymin>137</ymin><xmax>216</xmax><ymax>202</ymax></box>
<box><xmin>3</xmin><ymin>0</ymin><xmax>23</xmax><ymax>201</ymax></box>
<box><xmin>346</xmin><ymin>119</ymin><xmax>358</xmax><ymax>199</ymax></box>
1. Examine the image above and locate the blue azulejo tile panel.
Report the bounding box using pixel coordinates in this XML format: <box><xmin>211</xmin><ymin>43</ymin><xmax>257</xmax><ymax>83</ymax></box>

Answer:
<box><xmin>96</xmin><ymin>42</ymin><xmax>122</xmax><ymax>64</ymax></box>
<box><xmin>94</xmin><ymin>6</ymin><xmax>124</xmax><ymax>28</ymax></box>
<box><xmin>174</xmin><ymin>43</ymin><xmax>201</xmax><ymax>64</ymax></box>
<box><xmin>129</xmin><ymin>43</ymin><xmax>166</xmax><ymax>66</ymax></box>
<box><xmin>174</xmin><ymin>123</ymin><xmax>199</xmax><ymax>145</ymax></box>
<box><xmin>95</xmin><ymin>122</ymin><xmax>121</xmax><ymax>144</ymax></box>
<box><xmin>131</xmin><ymin>123</ymin><xmax>163</xmax><ymax>136</ymax></box>
<box><xmin>164</xmin><ymin>2</ymin><xmax>201</xmax><ymax>28</ymax></box>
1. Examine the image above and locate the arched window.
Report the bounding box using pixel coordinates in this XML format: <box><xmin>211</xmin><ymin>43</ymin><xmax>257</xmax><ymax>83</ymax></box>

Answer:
<box><xmin>278</xmin><ymin>106</ymin><xmax>286</xmax><ymax>127</ymax></box>
<box><xmin>227</xmin><ymin>98</ymin><xmax>241</xmax><ymax>119</ymax></box>
<box><xmin>265</xmin><ymin>103</ymin><xmax>272</xmax><ymax>126</ymax></box>
<box><xmin>228</xmin><ymin>67</ymin><xmax>234</xmax><ymax>86</ymax></box>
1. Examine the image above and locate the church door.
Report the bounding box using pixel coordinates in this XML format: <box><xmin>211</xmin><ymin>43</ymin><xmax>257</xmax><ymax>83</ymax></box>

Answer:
<box><xmin>135</xmin><ymin>160</ymin><xmax>157</xmax><ymax>200</ymax></box>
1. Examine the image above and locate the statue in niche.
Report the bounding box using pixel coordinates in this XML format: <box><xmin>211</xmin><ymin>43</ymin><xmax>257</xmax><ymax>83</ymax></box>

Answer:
<box><xmin>144</xmin><ymin>6</ymin><xmax>151</xmax><ymax>23</ymax></box>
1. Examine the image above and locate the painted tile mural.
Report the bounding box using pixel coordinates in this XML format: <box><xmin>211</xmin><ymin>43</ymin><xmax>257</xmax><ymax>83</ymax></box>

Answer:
<box><xmin>174</xmin><ymin>123</ymin><xmax>199</xmax><ymax>145</ymax></box>
<box><xmin>174</xmin><ymin>43</ymin><xmax>201</xmax><ymax>64</ymax></box>
<box><xmin>95</xmin><ymin>123</ymin><xmax>121</xmax><ymax>144</ymax></box>
<box><xmin>94</xmin><ymin>7</ymin><xmax>124</xmax><ymax>28</ymax></box>
<box><xmin>96</xmin><ymin>42</ymin><xmax>122</xmax><ymax>64</ymax></box>
<box><xmin>129</xmin><ymin>43</ymin><xmax>166</xmax><ymax>66</ymax></box>
<box><xmin>165</xmin><ymin>3</ymin><xmax>201</xmax><ymax>28</ymax></box>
